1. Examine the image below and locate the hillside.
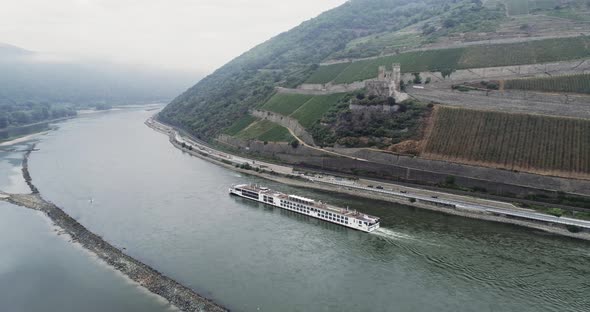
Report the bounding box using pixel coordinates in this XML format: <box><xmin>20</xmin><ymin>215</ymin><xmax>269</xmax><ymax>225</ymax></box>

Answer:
<box><xmin>161</xmin><ymin>0</ymin><xmax>590</xmax><ymax>180</ymax></box>
<box><xmin>160</xmin><ymin>0</ymin><xmax>590</xmax><ymax>139</ymax></box>
<box><xmin>159</xmin><ymin>0</ymin><xmax>467</xmax><ymax>139</ymax></box>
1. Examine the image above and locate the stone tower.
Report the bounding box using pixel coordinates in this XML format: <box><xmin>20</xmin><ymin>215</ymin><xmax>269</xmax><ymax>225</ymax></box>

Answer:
<box><xmin>392</xmin><ymin>63</ymin><xmax>401</xmax><ymax>91</ymax></box>
<box><xmin>365</xmin><ymin>63</ymin><xmax>406</xmax><ymax>101</ymax></box>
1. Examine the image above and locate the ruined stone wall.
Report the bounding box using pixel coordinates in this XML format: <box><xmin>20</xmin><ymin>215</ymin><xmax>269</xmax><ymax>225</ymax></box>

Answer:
<box><xmin>296</xmin><ymin>81</ymin><xmax>367</xmax><ymax>93</ymax></box>
<box><xmin>349</xmin><ymin>104</ymin><xmax>399</xmax><ymax>112</ymax></box>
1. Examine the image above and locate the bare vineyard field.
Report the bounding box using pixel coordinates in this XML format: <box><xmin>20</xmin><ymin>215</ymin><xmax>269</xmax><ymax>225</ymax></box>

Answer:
<box><xmin>504</xmin><ymin>74</ymin><xmax>590</xmax><ymax>94</ymax></box>
<box><xmin>423</xmin><ymin>107</ymin><xmax>590</xmax><ymax>179</ymax></box>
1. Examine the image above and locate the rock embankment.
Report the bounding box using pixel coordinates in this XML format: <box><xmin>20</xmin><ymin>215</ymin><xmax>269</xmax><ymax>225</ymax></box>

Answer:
<box><xmin>3</xmin><ymin>145</ymin><xmax>228</xmax><ymax>312</ymax></box>
<box><xmin>22</xmin><ymin>144</ymin><xmax>39</xmax><ymax>194</ymax></box>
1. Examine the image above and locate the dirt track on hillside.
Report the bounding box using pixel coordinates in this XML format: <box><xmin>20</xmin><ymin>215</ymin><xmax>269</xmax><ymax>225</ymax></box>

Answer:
<box><xmin>407</xmin><ymin>86</ymin><xmax>590</xmax><ymax>119</ymax></box>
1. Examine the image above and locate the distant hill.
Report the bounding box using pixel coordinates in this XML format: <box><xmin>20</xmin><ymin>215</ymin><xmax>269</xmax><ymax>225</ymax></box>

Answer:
<box><xmin>0</xmin><ymin>43</ymin><xmax>199</xmax><ymax>107</ymax></box>
<box><xmin>0</xmin><ymin>43</ymin><xmax>200</xmax><ymax>130</ymax></box>
<box><xmin>159</xmin><ymin>0</ymin><xmax>459</xmax><ymax>138</ymax></box>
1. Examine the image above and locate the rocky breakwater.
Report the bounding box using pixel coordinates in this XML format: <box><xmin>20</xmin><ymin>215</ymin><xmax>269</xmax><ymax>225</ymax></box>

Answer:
<box><xmin>1</xmin><ymin>145</ymin><xmax>228</xmax><ymax>312</ymax></box>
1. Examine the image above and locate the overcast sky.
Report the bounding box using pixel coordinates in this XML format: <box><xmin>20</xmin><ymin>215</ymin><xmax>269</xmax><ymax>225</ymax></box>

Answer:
<box><xmin>0</xmin><ymin>0</ymin><xmax>347</xmax><ymax>74</ymax></box>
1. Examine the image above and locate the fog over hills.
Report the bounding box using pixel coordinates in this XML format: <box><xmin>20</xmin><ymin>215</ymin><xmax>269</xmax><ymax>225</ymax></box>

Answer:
<box><xmin>0</xmin><ymin>43</ymin><xmax>200</xmax><ymax>107</ymax></box>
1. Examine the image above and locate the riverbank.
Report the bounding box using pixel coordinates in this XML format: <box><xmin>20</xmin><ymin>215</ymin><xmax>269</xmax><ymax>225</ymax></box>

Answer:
<box><xmin>0</xmin><ymin>104</ymin><xmax>165</xmax><ymax>145</ymax></box>
<box><xmin>147</xmin><ymin>117</ymin><xmax>590</xmax><ymax>241</ymax></box>
<box><xmin>0</xmin><ymin>145</ymin><xmax>227</xmax><ymax>312</ymax></box>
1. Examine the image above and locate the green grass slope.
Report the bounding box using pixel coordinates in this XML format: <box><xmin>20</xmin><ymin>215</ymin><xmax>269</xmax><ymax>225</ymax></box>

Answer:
<box><xmin>290</xmin><ymin>93</ymin><xmax>348</xmax><ymax>128</ymax></box>
<box><xmin>259</xmin><ymin>92</ymin><xmax>347</xmax><ymax>129</ymax></box>
<box><xmin>223</xmin><ymin>115</ymin><xmax>259</xmax><ymax>136</ymax></box>
<box><xmin>235</xmin><ymin>119</ymin><xmax>294</xmax><ymax>142</ymax></box>
<box><xmin>261</xmin><ymin>94</ymin><xmax>314</xmax><ymax>115</ymax></box>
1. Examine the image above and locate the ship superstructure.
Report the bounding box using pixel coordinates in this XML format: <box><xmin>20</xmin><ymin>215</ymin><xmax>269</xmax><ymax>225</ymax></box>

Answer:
<box><xmin>230</xmin><ymin>184</ymin><xmax>380</xmax><ymax>232</ymax></box>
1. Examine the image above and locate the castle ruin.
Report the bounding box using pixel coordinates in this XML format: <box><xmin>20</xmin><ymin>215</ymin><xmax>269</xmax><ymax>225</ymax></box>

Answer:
<box><xmin>365</xmin><ymin>64</ymin><xmax>408</xmax><ymax>102</ymax></box>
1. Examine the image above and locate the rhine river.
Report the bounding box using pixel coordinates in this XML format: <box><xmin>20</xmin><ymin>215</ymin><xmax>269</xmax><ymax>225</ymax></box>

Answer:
<box><xmin>2</xmin><ymin>108</ymin><xmax>590</xmax><ymax>311</ymax></box>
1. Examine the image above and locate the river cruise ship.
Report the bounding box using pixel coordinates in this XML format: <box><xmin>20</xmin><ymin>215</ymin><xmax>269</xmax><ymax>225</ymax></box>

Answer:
<box><xmin>230</xmin><ymin>184</ymin><xmax>380</xmax><ymax>232</ymax></box>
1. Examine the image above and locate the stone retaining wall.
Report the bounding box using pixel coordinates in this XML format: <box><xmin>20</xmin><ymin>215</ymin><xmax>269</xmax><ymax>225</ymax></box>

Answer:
<box><xmin>294</xmin><ymin>81</ymin><xmax>366</xmax><ymax>93</ymax></box>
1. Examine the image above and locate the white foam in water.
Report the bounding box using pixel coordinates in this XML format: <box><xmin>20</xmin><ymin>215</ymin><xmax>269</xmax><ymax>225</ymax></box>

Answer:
<box><xmin>373</xmin><ymin>227</ymin><xmax>415</xmax><ymax>241</ymax></box>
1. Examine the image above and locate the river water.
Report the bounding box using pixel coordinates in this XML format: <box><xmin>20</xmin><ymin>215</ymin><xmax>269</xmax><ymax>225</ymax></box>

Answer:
<box><xmin>4</xmin><ymin>108</ymin><xmax>590</xmax><ymax>311</ymax></box>
<box><xmin>0</xmin><ymin>139</ymin><xmax>175</xmax><ymax>311</ymax></box>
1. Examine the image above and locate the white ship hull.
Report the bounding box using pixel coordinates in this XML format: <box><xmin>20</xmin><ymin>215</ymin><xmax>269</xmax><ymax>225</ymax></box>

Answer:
<box><xmin>230</xmin><ymin>184</ymin><xmax>380</xmax><ymax>233</ymax></box>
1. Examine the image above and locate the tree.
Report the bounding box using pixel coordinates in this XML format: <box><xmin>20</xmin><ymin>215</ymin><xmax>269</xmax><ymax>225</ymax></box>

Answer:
<box><xmin>443</xmin><ymin>18</ymin><xmax>457</xmax><ymax>28</ymax></box>
<box><xmin>422</xmin><ymin>25</ymin><xmax>436</xmax><ymax>35</ymax></box>
<box><xmin>11</xmin><ymin>111</ymin><xmax>30</xmax><ymax>124</ymax></box>
<box><xmin>441</xmin><ymin>68</ymin><xmax>456</xmax><ymax>79</ymax></box>
<box><xmin>412</xmin><ymin>73</ymin><xmax>422</xmax><ymax>84</ymax></box>
<box><xmin>290</xmin><ymin>140</ymin><xmax>300</xmax><ymax>148</ymax></box>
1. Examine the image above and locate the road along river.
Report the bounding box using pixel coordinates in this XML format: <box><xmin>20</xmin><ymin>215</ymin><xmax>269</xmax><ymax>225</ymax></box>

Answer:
<box><xmin>13</xmin><ymin>108</ymin><xmax>590</xmax><ymax>311</ymax></box>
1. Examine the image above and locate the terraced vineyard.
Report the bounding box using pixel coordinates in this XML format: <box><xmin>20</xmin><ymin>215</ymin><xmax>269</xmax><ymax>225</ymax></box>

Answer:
<box><xmin>504</xmin><ymin>74</ymin><xmax>590</xmax><ymax>94</ymax></box>
<box><xmin>423</xmin><ymin>107</ymin><xmax>590</xmax><ymax>178</ymax></box>
<box><xmin>307</xmin><ymin>36</ymin><xmax>590</xmax><ymax>84</ymax></box>
<box><xmin>234</xmin><ymin>119</ymin><xmax>294</xmax><ymax>142</ymax></box>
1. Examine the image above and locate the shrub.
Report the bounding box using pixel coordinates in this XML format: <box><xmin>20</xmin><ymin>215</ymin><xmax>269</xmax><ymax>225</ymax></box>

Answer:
<box><xmin>412</xmin><ymin>73</ymin><xmax>422</xmax><ymax>84</ymax></box>
<box><xmin>566</xmin><ymin>225</ymin><xmax>582</xmax><ymax>233</ymax></box>
<box><xmin>547</xmin><ymin>208</ymin><xmax>564</xmax><ymax>217</ymax></box>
